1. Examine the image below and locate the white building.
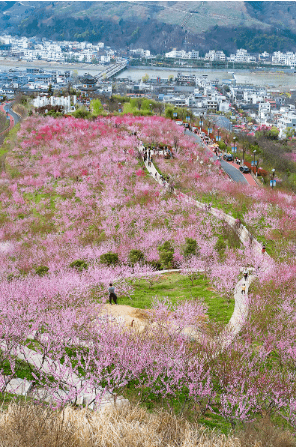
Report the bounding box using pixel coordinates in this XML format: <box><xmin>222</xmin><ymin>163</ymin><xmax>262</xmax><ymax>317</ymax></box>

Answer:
<box><xmin>205</xmin><ymin>50</ymin><xmax>226</xmax><ymax>61</ymax></box>
<box><xmin>228</xmin><ymin>49</ymin><xmax>256</xmax><ymax>63</ymax></box>
<box><xmin>189</xmin><ymin>50</ymin><xmax>199</xmax><ymax>59</ymax></box>
<box><xmin>165</xmin><ymin>49</ymin><xmax>187</xmax><ymax>59</ymax></box>
<box><xmin>176</xmin><ymin>72</ymin><xmax>196</xmax><ymax>84</ymax></box>
<box><xmin>272</xmin><ymin>51</ymin><xmax>296</xmax><ymax>67</ymax></box>
<box><xmin>32</xmin><ymin>95</ymin><xmax>77</xmax><ymax>113</ymax></box>
<box><xmin>258</xmin><ymin>102</ymin><xmax>271</xmax><ymax>121</ymax></box>
<box><xmin>130</xmin><ymin>49</ymin><xmax>151</xmax><ymax>57</ymax></box>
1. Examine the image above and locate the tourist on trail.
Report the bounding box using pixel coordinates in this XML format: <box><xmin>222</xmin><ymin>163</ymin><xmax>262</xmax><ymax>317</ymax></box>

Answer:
<box><xmin>108</xmin><ymin>283</ymin><xmax>118</xmax><ymax>305</ymax></box>
<box><xmin>262</xmin><ymin>244</ymin><xmax>266</xmax><ymax>254</ymax></box>
<box><xmin>243</xmin><ymin>269</ymin><xmax>248</xmax><ymax>281</ymax></box>
<box><xmin>241</xmin><ymin>284</ymin><xmax>246</xmax><ymax>295</ymax></box>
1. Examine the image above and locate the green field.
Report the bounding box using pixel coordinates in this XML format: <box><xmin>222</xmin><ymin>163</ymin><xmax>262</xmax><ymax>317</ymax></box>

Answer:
<box><xmin>120</xmin><ymin>272</ymin><xmax>234</xmax><ymax>325</ymax></box>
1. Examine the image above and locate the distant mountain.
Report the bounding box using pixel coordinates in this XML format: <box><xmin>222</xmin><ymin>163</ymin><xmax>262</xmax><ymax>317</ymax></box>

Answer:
<box><xmin>1</xmin><ymin>1</ymin><xmax>296</xmax><ymax>54</ymax></box>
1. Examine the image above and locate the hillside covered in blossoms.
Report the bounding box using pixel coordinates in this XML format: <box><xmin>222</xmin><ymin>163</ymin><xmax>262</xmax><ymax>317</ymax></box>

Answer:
<box><xmin>1</xmin><ymin>114</ymin><xmax>296</xmax><ymax>442</ymax></box>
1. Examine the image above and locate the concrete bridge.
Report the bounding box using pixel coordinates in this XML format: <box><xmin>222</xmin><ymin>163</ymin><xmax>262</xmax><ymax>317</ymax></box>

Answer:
<box><xmin>96</xmin><ymin>61</ymin><xmax>127</xmax><ymax>81</ymax></box>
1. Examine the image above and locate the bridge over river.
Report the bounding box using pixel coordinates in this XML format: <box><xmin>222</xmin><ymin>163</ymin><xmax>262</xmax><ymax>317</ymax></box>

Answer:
<box><xmin>95</xmin><ymin>61</ymin><xmax>127</xmax><ymax>81</ymax></box>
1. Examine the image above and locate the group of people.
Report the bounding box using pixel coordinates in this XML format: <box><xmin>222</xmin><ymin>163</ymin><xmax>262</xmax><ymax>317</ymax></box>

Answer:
<box><xmin>143</xmin><ymin>148</ymin><xmax>153</xmax><ymax>167</ymax></box>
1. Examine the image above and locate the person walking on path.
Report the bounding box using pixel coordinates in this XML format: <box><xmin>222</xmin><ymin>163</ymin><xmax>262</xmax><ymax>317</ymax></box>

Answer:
<box><xmin>243</xmin><ymin>269</ymin><xmax>248</xmax><ymax>281</ymax></box>
<box><xmin>108</xmin><ymin>283</ymin><xmax>118</xmax><ymax>305</ymax></box>
<box><xmin>262</xmin><ymin>244</ymin><xmax>266</xmax><ymax>254</ymax></box>
<box><xmin>241</xmin><ymin>284</ymin><xmax>246</xmax><ymax>295</ymax></box>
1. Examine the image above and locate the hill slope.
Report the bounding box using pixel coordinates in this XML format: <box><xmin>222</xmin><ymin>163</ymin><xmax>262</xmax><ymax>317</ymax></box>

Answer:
<box><xmin>1</xmin><ymin>1</ymin><xmax>296</xmax><ymax>53</ymax></box>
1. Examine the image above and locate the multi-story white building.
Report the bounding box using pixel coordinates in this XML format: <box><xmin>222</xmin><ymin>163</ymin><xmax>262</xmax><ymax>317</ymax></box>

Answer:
<box><xmin>276</xmin><ymin>106</ymin><xmax>296</xmax><ymax>137</ymax></box>
<box><xmin>228</xmin><ymin>49</ymin><xmax>256</xmax><ymax>63</ymax></box>
<box><xmin>165</xmin><ymin>49</ymin><xmax>187</xmax><ymax>59</ymax></box>
<box><xmin>189</xmin><ymin>50</ymin><xmax>199</xmax><ymax>59</ymax></box>
<box><xmin>176</xmin><ymin>72</ymin><xmax>196</xmax><ymax>84</ymax></box>
<box><xmin>205</xmin><ymin>50</ymin><xmax>226</xmax><ymax>61</ymax></box>
<box><xmin>130</xmin><ymin>48</ymin><xmax>151</xmax><ymax>57</ymax></box>
<box><xmin>258</xmin><ymin>102</ymin><xmax>271</xmax><ymax>121</ymax></box>
<box><xmin>272</xmin><ymin>51</ymin><xmax>296</xmax><ymax>67</ymax></box>
<box><xmin>165</xmin><ymin>49</ymin><xmax>199</xmax><ymax>59</ymax></box>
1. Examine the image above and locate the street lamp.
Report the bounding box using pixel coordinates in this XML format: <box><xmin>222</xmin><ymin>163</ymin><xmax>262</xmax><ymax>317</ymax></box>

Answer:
<box><xmin>242</xmin><ymin>144</ymin><xmax>246</xmax><ymax>166</ymax></box>
<box><xmin>233</xmin><ymin>136</ymin><xmax>236</xmax><ymax>156</ymax></box>
<box><xmin>271</xmin><ymin>168</ymin><xmax>275</xmax><ymax>189</ymax></box>
<box><xmin>253</xmin><ymin>149</ymin><xmax>257</xmax><ymax>176</ymax></box>
<box><xmin>199</xmin><ymin>116</ymin><xmax>203</xmax><ymax>132</ymax></box>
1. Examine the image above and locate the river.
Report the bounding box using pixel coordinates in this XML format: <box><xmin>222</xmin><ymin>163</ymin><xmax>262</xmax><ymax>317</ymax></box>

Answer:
<box><xmin>1</xmin><ymin>58</ymin><xmax>296</xmax><ymax>90</ymax></box>
<box><xmin>116</xmin><ymin>66</ymin><xmax>296</xmax><ymax>90</ymax></box>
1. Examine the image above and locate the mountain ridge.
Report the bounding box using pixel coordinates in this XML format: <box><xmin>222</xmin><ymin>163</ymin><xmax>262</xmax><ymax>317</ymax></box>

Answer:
<box><xmin>1</xmin><ymin>1</ymin><xmax>296</xmax><ymax>54</ymax></box>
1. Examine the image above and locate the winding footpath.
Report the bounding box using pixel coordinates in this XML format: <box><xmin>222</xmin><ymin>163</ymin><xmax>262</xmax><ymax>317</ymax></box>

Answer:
<box><xmin>140</xmin><ymin>142</ymin><xmax>267</xmax><ymax>349</ymax></box>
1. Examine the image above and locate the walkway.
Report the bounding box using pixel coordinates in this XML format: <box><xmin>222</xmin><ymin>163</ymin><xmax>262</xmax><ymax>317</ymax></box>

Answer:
<box><xmin>140</xmin><ymin>142</ymin><xmax>267</xmax><ymax>349</ymax></box>
<box><xmin>0</xmin><ymin>338</ymin><xmax>128</xmax><ymax>411</ymax></box>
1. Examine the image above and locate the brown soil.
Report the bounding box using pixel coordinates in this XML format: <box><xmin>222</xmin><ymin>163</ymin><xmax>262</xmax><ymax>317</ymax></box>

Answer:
<box><xmin>99</xmin><ymin>304</ymin><xmax>151</xmax><ymax>332</ymax></box>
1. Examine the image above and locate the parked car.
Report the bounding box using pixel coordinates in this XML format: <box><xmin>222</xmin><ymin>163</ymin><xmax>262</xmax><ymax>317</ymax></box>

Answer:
<box><xmin>239</xmin><ymin>165</ymin><xmax>251</xmax><ymax>173</ymax></box>
<box><xmin>223</xmin><ymin>153</ymin><xmax>234</xmax><ymax>161</ymax></box>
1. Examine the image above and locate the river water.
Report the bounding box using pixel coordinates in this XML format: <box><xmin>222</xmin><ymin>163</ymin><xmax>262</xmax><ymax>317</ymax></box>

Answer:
<box><xmin>1</xmin><ymin>59</ymin><xmax>296</xmax><ymax>90</ymax></box>
<box><xmin>116</xmin><ymin>66</ymin><xmax>296</xmax><ymax>90</ymax></box>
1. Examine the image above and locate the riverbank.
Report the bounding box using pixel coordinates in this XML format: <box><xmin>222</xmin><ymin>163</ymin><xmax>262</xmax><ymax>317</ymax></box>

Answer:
<box><xmin>116</xmin><ymin>66</ymin><xmax>296</xmax><ymax>90</ymax></box>
<box><xmin>0</xmin><ymin>57</ymin><xmax>105</xmax><ymax>74</ymax></box>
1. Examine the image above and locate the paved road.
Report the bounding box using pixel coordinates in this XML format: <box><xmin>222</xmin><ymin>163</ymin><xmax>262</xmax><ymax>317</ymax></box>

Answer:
<box><xmin>219</xmin><ymin>159</ymin><xmax>248</xmax><ymax>184</ymax></box>
<box><xmin>186</xmin><ymin>130</ymin><xmax>248</xmax><ymax>184</ymax></box>
<box><xmin>4</xmin><ymin>102</ymin><xmax>21</xmax><ymax>125</ymax></box>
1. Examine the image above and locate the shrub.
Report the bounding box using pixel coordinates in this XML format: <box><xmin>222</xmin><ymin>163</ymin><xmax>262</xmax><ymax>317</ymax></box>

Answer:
<box><xmin>69</xmin><ymin>259</ymin><xmax>88</xmax><ymax>271</ymax></box>
<box><xmin>90</xmin><ymin>99</ymin><xmax>103</xmax><ymax>116</ymax></box>
<box><xmin>100</xmin><ymin>252</ymin><xmax>119</xmax><ymax>266</ymax></box>
<box><xmin>218</xmin><ymin>141</ymin><xmax>227</xmax><ymax>151</ymax></box>
<box><xmin>129</xmin><ymin>249</ymin><xmax>144</xmax><ymax>265</ymax></box>
<box><xmin>72</xmin><ymin>108</ymin><xmax>91</xmax><ymax>119</ymax></box>
<box><xmin>184</xmin><ymin>238</ymin><xmax>199</xmax><ymax>258</ymax></box>
<box><xmin>148</xmin><ymin>260</ymin><xmax>162</xmax><ymax>270</ymax></box>
<box><xmin>214</xmin><ymin>239</ymin><xmax>226</xmax><ymax>254</ymax></box>
<box><xmin>35</xmin><ymin>265</ymin><xmax>49</xmax><ymax>276</ymax></box>
<box><xmin>158</xmin><ymin>241</ymin><xmax>174</xmax><ymax>269</ymax></box>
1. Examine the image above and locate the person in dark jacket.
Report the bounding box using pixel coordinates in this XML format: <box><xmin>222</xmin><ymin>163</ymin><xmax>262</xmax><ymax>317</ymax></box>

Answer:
<box><xmin>108</xmin><ymin>283</ymin><xmax>117</xmax><ymax>304</ymax></box>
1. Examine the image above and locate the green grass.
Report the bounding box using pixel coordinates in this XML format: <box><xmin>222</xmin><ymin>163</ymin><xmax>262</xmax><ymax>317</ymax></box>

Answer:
<box><xmin>120</xmin><ymin>272</ymin><xmax>234</xmax><ymax>325</ymax></box>
<box><xmin>120</xmin><ymin>379</ymin><xmax>233</xmax><ymax>434</ymax></box>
